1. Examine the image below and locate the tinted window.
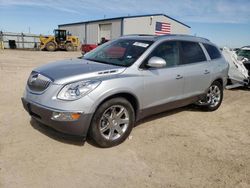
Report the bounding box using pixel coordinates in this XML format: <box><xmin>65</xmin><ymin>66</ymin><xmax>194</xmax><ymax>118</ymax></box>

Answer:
<box><xmin>180</xmin><ymin>42</ymin><xmax>206</xmax><ymax>64</ymax></box>
<box><xmin>147</xmin><ymin>41</ymin><xmax>179</xmax><ymax>68</ymax></box>
<box><xmin>237</xmin><ymin>49</ymin><xmax>250</xmax><ymax>59</ymax></box>
<box><xmin>203</xmin><ymin>43</ymin><xmax>221</xmax><ymax>59</ymax></box>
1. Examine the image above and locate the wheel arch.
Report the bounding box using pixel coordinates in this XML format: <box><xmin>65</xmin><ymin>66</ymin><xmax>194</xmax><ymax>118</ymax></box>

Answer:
<box><xmin>212</xmin><ymin>77</ymin><xmax>224</xmax><ymax>87</ymax></box>
<box><xmin>93</xmin><ymin>92</ymin><xmax>140</xmax><ymax>120</ymax></box>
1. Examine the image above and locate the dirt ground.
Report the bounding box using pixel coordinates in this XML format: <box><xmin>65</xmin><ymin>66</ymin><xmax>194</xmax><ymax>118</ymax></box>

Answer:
<box><xmin>0</xmin><ymin>49</ymin><xmax>250</xmax><ymax>188</ymax></box>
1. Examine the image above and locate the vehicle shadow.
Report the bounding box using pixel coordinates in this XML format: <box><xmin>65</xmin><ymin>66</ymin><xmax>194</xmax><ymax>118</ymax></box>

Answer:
<box><xmin>29</xmin><ymin>105</ymin><xmax>204</xmax><ymax>147</ymax></box>
<box><xmin>229</xmin><ymin>86</ymin><xmax>250</xmax><ymax>91</ymax></box>
<box><xmin>135</xmin><ymin>104</ymin><xmax>204</xmax><ymax>126</ymax></box>
<box><xmin>87</xmin><ymin>105</ymin><xmax>202</xmax><ymax>148</ymax></box>
<box><xmin>227</xmin><ymin>85</ymin><xmax>250</xmax><ymax>91</ymax></box>
<box><xmin>30</xmin><ymin>118</ymin><xmax>85</xmax><ymax>146</ymax></box>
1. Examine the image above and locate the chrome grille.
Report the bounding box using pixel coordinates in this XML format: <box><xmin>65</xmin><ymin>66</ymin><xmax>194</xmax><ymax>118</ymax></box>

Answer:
<box><xmin>27</xmin><ymin>72</ymin><xmax>52</xmax><ymax>92</ymax></box>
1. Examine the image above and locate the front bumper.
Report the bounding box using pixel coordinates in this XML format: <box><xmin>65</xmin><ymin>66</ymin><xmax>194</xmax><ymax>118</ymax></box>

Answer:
<box><xmin>21</xmin><ymin>98</ymin><xmax>93</xmax><ymax>136</ymax></box>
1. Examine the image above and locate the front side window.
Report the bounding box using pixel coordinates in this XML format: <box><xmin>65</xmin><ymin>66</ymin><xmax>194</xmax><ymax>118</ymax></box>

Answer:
<box><xmin>180</xmin><ymin>41</ymin><xmax>206</xmax><ymax>64</ymax></box>
<box><xmin>84</xmin><ymin>39</ymin><xmax>153</xmax><ymax>67</ymax></box>
<box><xmin>146</xmin><ymin>41</ymin><xmax>179</xmax><ymax>68</ymax></box>
<box><xmin>203</xmin><ymin>43</ymin><xmax>221</xmax><ymax>60</ymax></box>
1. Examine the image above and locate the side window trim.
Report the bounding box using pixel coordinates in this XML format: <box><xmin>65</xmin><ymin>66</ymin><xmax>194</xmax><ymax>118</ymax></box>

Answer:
<box><xmin>199</xmin><ymin>43</ymin><xmax>211</xmax><ymax>61</ymax></box>
<box><xmin>139</xmin><ymin>40</ymin><xmax>181</xmax><ymax>69</ymax></box>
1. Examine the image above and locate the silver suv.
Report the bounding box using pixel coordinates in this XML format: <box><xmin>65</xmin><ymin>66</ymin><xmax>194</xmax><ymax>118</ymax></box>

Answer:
<box><xmin>22</xmin><ymin>35</ymin><xmax>229</xmax><ymax>147</ymax></box>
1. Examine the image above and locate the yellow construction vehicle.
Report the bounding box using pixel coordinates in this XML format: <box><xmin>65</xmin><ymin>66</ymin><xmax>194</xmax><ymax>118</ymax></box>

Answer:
<box><xmin>40</xmin><ymin>29</ymin><xmax>80</xmax><ymax>51</ymax></box>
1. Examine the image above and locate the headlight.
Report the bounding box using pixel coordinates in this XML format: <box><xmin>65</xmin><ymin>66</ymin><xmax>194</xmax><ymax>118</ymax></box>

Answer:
<box><xmin>57</xmin><ymin>80</ymin><xmax>101</xmax><ymax>100</ymax></box>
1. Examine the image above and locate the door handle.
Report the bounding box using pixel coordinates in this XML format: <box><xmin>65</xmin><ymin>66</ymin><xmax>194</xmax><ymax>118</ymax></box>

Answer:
<box><xmin>204</xmin><ymin>70</ymin><xmax>210</xmax><ymax>74</ymax></box>
<box><xmin>176</xmin><ymin>75</ymin><xmax>183</xmax><ymax>79</ymax></box>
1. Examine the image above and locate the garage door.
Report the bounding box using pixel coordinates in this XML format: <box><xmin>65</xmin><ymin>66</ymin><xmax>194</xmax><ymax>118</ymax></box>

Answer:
<box><xmin>99</xmin><ymin>24</ymin><xmax>112</xmax><ymax>42</ymax></box>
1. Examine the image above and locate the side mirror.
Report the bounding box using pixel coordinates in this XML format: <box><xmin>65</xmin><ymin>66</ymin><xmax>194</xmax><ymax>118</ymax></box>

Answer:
<box><xmin>147</xmin><ymin>56</ymin><xmax>166</xmax><ymax>68</ymax></box>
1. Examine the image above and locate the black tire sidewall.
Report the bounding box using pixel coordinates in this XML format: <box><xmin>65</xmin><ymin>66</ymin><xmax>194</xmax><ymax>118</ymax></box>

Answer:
<box><xmin>66</xmin><ymin>43</ymin><xmax>74</xmax><ymax>51</ymax></box>
<box><xmin>89</xmin><ymin>97</ymin><xmax>135</xmax><ymax>148</ymax></box>
<box><xmin>46</xmin><ymin>42</ymin><xmax>56</xmax><ymax>51</ymax></box>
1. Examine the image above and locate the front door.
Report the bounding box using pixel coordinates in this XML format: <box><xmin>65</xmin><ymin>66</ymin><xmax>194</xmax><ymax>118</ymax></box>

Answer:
<box><xmin>141</xmin><ymin>41</ymin><xmax>185</xmax><ymax>111</ymax></box>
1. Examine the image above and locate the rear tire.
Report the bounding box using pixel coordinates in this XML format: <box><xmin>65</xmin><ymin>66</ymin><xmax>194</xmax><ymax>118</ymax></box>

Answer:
<box><xmin>196</xmin><ymin>81</ymin><xmax>223</xmax><ymax>111</ymax></box>
<box><xmin>66</xmin><ymin>43</ymin><xmax>74</xmax><ymax>51</ymax></box>
<box><xmin>46</xmin><ymin>42</ymin><xmax>56</xmax><ymax>51</ymax></box>
<box><xmin>89</xmin><ymin>98</ymin><xmax>135</xmax><ymax>148</ymax></box>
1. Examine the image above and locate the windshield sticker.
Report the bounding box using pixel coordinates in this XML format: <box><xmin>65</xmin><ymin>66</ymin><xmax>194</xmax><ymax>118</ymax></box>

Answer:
<box><xmin>133</xmin><ymin>42</ymin><xmax>149</xmax><ymax>48</ymax></box>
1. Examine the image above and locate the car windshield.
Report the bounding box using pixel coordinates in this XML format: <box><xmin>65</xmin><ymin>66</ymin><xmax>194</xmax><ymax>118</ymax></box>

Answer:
<box><xmin>237</xmin><ymin>49</ymin><xmax>250</xmax><ymax>59</ymax></box>
<box><xmin>83</xmin><ymin>39</ymin><xmax>153</xmax><ymax>67</ymax></box>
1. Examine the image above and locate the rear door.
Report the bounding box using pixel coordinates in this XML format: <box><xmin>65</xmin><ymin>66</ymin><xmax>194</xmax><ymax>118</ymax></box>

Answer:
<box><xmin>179</xmin><ymin>41</ymin><xmax>212</xmax><ymax>98</ymax></box>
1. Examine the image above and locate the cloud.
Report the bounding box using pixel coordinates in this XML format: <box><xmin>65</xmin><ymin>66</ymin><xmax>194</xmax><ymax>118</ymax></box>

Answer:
<box><xmin>0</xmin><ymin>0</ymin><xmax>250</xmax><ymax>23</ymax></box>
<box><xmin>0</xmin><ymin>0</ymin><xmax>81</xmax><ymax>14</ymax></box>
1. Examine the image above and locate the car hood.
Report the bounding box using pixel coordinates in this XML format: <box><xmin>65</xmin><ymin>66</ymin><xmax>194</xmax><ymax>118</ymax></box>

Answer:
<box><xmin>34</xmin><ymin>58</ymin><xmax>126</xmax><ymax>84</ymax></box>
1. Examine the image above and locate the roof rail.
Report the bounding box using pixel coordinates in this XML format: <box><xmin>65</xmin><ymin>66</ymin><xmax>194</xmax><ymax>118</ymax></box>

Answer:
<box><xmin>156</xmin><ymin>34</ymin><xmax>210</xmax><ymax>41</ymax></box>
<box><xmin>121</xmin><ymin>34</ymin><xmax>211</xmax><ymax>42</ymax></box>
<box><xmin>122</xmin><ymin>34</ymin><xmax>156</xmax><ymax>37</ymax></box>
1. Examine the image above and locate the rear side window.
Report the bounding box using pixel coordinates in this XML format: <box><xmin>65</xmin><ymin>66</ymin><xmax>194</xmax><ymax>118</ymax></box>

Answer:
<box><xmin>203</xmin><ymin>43</ymin><xmax>221</xmax><ymax>59</ymax></box>
<box><xmin>180</xmin><ymin>41</ymin><xmax>206</xmax><ymax>64</ymax></box>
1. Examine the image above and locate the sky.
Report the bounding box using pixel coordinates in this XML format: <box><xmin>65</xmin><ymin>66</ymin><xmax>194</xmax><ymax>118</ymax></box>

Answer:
<box><xmin>0</xmin><ymin>0</ymin><xmax>249</xmax><ymax>48</ymax></box>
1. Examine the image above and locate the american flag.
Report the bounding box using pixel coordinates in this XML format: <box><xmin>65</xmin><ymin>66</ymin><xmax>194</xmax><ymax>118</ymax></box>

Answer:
<box><xmin>155</xmin><ymin>22</ymin><xmax>171</xmax><ymax>35</ymax></box>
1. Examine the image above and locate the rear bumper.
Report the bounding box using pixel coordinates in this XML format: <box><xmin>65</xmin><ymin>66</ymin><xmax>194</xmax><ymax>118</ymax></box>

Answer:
<box><xmin>21</xmin><ymin>98</ymin><xmax>93</xmax><ymax>137</ymax></box>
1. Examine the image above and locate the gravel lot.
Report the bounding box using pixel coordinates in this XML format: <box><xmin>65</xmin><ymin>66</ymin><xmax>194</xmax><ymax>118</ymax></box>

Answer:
<box><xmin>0</xmin><ymin>50</ymin><xmax>250</xmax><ymax>188</ymax></box>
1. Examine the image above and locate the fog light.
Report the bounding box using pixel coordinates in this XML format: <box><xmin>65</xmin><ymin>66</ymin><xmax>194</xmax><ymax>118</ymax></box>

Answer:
<box><xmin>51</xmin><ymin>112</ymin><xmax>82</xmax><ymax>121</ymax></box>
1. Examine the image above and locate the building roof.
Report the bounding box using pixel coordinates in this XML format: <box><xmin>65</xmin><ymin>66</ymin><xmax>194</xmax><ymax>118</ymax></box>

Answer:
<box><xmin>58</xmin><ymin>13</ymin><xmax>190</xmax><ymax>28</ymax></box>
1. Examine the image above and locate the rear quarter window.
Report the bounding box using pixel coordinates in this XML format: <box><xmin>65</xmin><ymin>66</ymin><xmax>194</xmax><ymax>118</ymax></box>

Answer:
<box><xmin>180</xmin><ymin>41</ymin><xmax>206</xmax><ymax>64</ymax></box>
<box><xmin>203</xmin><ymin>43</ymin><xmax>221</xmax><ymax>60</ymax></box>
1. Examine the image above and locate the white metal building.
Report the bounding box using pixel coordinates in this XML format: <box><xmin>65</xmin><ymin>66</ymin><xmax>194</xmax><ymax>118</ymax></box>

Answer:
<box><xmin>58</xmin><ymin>14</ymin><xmax>190</xmax><ymax>44</ymax></box>
<box><xmin>0</xmin><ymin>32</ymin><xmax>40</xmax><ymax>49</ymax></box>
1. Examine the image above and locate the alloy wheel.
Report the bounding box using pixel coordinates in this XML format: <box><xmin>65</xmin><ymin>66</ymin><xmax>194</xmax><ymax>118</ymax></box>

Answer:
<box><xmin>206</xmin><ymin>85</ymin><xmax>221</xmax><ymax>107</ymax></box>
<box><xmin>99</xmin><ymin>105</ymin><xmax>129</xmax><ymax>141</ymax></box>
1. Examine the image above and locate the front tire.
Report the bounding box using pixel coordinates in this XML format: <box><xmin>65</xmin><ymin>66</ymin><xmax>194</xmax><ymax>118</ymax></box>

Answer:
<box><xmin>89</xmin><ymin>98</ymin><xmax>135</xmax><ymax>148</ymax></box>
<box><xmin>46</xmin><ymin>42</ymin><xmax>56</xmax><ymax>51</ymax></box>
<box><xmin>196</xmin><ymin>81</ymin><xmax>223</xmax><ymax>111</ymax></box>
